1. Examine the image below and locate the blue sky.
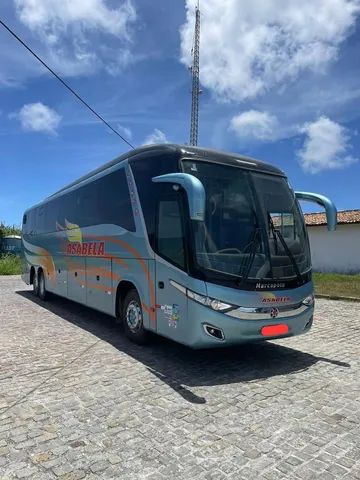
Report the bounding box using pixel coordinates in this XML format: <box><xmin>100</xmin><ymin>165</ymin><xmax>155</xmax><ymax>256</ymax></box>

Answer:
<box><xmin>1</xmin><ymin>0</ymin><xmax>360</xmax><ymax>225</ymax></box>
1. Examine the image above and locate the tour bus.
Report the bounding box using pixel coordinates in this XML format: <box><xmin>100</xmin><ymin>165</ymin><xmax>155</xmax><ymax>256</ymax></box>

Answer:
<box><xmin>21</xmin><ymin>144</ymin><xmax>337</xmax><ymax>348</ymax></box>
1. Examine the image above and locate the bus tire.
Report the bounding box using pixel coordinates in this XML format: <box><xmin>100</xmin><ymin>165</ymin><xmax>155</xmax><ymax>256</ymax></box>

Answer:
<box><xmin>122</xmin><ymin>289</ymin><xmax>148</xmax><ymax>345</ymax></box>
<box><xmin>38</xmin><ymin>270</ymin><xmax>48</xmax><ymax>301</ymax></box>
<box><xmin>33</xmin><ymin>270</ymin><xmax>39</xmax><ymax>296</ymax></box>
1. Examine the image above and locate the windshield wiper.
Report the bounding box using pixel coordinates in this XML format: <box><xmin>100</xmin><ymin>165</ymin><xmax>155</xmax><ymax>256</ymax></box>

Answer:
<box><xmin>268</xmin><ymin>215</ymin><xmax>303</xmax><ymax>284</ymax></box>
<box><xmin>237</xmin><ymin>227</ymin><xmax>261</xmax><ymax>284</ymax></box>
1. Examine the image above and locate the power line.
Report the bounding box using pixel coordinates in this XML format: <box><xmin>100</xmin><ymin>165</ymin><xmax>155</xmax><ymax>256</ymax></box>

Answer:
<box><xmin>0</xmin><ymin>18</ymin><xmax>135</xmax><ymax>150</ymax></box>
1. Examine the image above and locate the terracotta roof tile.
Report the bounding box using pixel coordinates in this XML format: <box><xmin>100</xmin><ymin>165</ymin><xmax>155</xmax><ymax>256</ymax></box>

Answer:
<box><xmin>304</xmin><ymin>209</ymin><xmax>360</xmax><ymax>226</ymax></box>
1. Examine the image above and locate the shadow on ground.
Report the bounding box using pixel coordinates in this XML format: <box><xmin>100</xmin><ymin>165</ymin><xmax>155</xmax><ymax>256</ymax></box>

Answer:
<box><xmin>17</xmin><ymin>290</ymin><xmax>350</xmax><ymax>404</ymax></box>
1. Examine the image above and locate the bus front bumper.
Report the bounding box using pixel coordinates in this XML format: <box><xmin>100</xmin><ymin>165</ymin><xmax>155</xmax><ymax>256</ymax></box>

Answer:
<box><xmin>188</xmin><ymin>301</ymin><xmax>314</xmax><ymax>348</ymax></box>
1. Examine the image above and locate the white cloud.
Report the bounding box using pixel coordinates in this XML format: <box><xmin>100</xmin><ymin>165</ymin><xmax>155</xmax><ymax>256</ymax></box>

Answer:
<box><xmin>143</xmin><ymin>129</ymin><xmax>169</xmax><ymax>145</ymax></box>
<box><xmin>12</xmin><ymin>102</ymin><xmax>62</xmax><ymax>135</ymax></box>
<box><xmin>13</xmin><ymin>0</ymin><xmax>137</xmax><ymax>76</ymax></box>
<box><xmin>180</xmin><ymin>0</ymin><xmax>360</xmax><ymax>102</ymax></box>
<box><xmin>229</xmin><ymin>110</ymin><xmax>279</xmax><ymax>141</ymax></box>
<box><xmin>298</xmin><ymin>116</ymin><xmax>358</xmax><ymax>173</ymax></box>
<box><xmin>117</xmin><ymin>124</ymin><xmax>132</xmax><ymax>140</ymax></box>
<box><xmin>15</xmin><ymin>0</ymin><xmax>135</xmax><ymax>38</ymax></box>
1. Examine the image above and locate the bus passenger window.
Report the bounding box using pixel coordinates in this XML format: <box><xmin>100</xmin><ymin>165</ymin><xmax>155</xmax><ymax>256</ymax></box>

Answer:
<box><xmin>157</xmin><ymin>200</ymin><xmax>185</xmax><ymax>269</ymax></box>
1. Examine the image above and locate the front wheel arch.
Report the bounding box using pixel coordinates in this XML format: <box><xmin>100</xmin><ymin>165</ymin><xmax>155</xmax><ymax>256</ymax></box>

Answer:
<box><xmin>115</xmin><ymin>280</ymin><xmax>137</xmax><ymax>320</ymax></box>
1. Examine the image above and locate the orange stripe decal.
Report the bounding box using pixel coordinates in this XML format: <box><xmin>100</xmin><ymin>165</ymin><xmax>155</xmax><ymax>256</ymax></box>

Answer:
<box><xmin>72</xmin><ymin>276</ymin><xmax>114</xmax><ymax>293</ymax></box>
<box><xmin>86</xmin><ymin>235</ymin><xmax>156</xmax><ymax>327</ymax></box>
<box><xmin>86</xmin><ymin>282</ymin><xmax>115</xmax><ymax>293</ymax></box>
<box><xmin>112</xmin><ymin>258</ymin><xmax>129</xmax><ymax>269</ymax></box>
<box><xmin>142</xmin><ymin>302</ymin><xmax>154</xmax><ymax>315</ymax></box>
<box><xmin>85</xmin><ymin>266</ymin><xmax>120</xmax><ymax>281</ymax></box>
<box><xmin>66</xmin><ymin>259</ymin><xmax>120</xmax><ymax>281</ymax></box>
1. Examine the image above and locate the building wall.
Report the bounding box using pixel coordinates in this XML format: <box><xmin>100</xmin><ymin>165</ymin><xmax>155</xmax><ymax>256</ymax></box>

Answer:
<box><xmin>307</xmin><ymin>223</ymin><xmax>360</xmax><ymax>273</ymax></box>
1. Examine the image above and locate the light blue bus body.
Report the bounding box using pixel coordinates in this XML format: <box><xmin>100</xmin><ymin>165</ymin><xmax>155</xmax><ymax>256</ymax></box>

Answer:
<box><xmin>21</xmin><ymin>145</ymin><xmax>336</xmax><ymax>348</ymax></box>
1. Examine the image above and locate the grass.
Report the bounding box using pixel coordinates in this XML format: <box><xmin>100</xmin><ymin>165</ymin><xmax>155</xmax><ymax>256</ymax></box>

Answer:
<box><xmin>0</xmin><ymin>254</ymin><xmax>22</xmax><ymax>275</ymax></box>
<box><xmin>313</xmin><ymin>272</ymin><xmax>360</xmax><ymax>299</ymax></box>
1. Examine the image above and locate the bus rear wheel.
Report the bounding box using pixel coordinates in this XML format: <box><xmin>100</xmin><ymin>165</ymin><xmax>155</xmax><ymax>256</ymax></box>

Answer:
<box><xmin>122</xmin><ymin>289</ymin><xmax>148</xmax><ymax>345</ymax></box>
<box><xmin>38</xmin><ymin>270</ymin><xmax>48</xmax><ymax>301</ymax></box>
<box><xmin>33</xmin><ymin>270</ymin><xmax>39</xmax><ymax>296</ymax></box>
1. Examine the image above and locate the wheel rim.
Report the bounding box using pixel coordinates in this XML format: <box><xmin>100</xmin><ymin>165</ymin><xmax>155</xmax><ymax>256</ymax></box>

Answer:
<box><xmin>126</xmin><ymin>300</ymin><xmax>142</xmax><ymax>333</ymax></box>
<box><xmin>33</xmin><ymin>274</ymin><xmax>38</xmax><ymax>292</ymax></box>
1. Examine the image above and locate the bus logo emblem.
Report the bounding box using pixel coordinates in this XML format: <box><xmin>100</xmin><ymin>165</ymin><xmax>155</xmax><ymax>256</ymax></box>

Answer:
<box><xmin>270</xmin><ymin>308</ymin><xmax>279</xmax><ymax>318</ymax></box>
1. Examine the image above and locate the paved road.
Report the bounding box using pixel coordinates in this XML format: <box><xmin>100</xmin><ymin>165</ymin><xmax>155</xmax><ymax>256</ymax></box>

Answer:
<box><xmin>0</xmin><ymin>276</ymin><xmax>359</xmax><ymax>480</ymax></box>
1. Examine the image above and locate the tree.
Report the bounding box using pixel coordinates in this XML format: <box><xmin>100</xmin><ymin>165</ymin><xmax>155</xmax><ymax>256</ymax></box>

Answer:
<box><xmin>0</xmin><ymin>222</ymin><xmax>21</xmax><ymax>238</ymax></box>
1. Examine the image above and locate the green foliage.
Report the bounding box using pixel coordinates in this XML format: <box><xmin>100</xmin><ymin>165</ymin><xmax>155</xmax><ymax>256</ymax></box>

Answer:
<box><xmin>0</xmin><ymin>254</ymin><xmax>22</xmax><ymax>275</ymax></box>
<box><xmin>0</xmin><ymin>222</ymin><xmax>22</xmax><ymax>275</ymax></box>
<box><xmin>0</xmin><ymin>222</ymin><xmax>21</xmax><ymax>238</ymax></box>
<box><xmin>313</xmin><ymin>272</ymin><xmax>360</xmax><ymax>299</ymax></box>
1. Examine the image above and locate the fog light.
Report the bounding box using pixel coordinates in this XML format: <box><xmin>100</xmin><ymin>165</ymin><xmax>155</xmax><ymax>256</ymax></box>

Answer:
<box><xmin>203</xmin><ymin>324</ymin><xmax>225</xmax><ymax>340</ymax></box>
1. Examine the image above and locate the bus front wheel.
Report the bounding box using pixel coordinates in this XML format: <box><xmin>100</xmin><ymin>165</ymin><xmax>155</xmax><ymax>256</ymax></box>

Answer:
<box><xmin>122</xmin><ymin>289</ymin><xmax>148</xmax><ymax>345</ymax></box>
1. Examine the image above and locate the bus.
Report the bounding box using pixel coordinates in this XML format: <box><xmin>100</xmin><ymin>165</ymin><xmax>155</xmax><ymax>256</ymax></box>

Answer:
<box><xmin>21</xmin><ymin>144</ymin><xmax>337</xmax><ymax>348</ymax></box>
<box><xmin>1</xmin><ymin>235</ymin><xmax>21</xmax><ymax>255</ymax></box>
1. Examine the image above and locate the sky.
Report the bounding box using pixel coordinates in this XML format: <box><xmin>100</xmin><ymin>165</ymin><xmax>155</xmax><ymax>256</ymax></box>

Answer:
<box><xmin>0</xmin><ymin>0</ymin><xmax>360</xmax><ymax>225</ymax></box>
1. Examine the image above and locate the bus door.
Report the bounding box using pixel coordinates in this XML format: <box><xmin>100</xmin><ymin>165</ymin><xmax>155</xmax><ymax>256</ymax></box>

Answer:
<box><xmin>155</xmin><ymin>192</ymin><xmax>189</xmax><ymax>341</ymax></box>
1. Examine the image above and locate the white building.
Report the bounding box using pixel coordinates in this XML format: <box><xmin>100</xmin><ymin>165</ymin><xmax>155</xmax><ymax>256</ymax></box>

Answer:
<box><xmin>304</xmin><ymin>209</ymin><xmax>360</xmax><ymax>274</ymax></box>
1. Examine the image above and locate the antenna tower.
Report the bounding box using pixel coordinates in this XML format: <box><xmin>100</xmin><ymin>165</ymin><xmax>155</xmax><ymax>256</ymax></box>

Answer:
<box><xmin>189</xmin><ymin>2</ymin><xmax>201</xmax><ymax>146</ymax></box>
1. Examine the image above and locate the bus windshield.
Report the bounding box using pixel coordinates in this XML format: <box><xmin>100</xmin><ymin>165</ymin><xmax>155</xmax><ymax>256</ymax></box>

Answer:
<box><xmin>182</xmin><ymin>160</ymin><xmax>311</xmax><ymax>283</ymax></box>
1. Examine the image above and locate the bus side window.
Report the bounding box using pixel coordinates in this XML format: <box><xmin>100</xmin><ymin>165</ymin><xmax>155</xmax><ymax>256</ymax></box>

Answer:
<box><xmin>44</xmin><ymin>199</ymin><xmax>59</xmax><ymax>233</ymax></box>
<box><xmin>157</xmin><ymin>198</ymin><xmax>185</xmax><ymax>270</ymax></box>
<box><xmin>27</xmin><ymin>209</ymin><xmax>34</xmax><ymax>235</ymax></box>
<box><xmin>98</xmin><ymin>169</ymin><xmax>136</xmax><ymax>232</ymax></box>
<box><xmin>37</xmin><ymin>206</ymin><xmax>46</xmax><ymax>234</ymax></box>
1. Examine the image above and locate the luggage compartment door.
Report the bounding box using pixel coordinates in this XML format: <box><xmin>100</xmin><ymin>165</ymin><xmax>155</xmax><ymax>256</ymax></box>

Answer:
<box><xmin>86</xmin><ymin>257</ymin><xmax>113</xmax><ymax>315</ymax></box>
<box><xmin>67</xmin><ymin>257</ymin><xmax>86</xmax><ymax>304</ymax></box>
<box><xmin>52</xmin><ymin>257</ymin><xmax>68</xmax><ymax>297</ymax></box>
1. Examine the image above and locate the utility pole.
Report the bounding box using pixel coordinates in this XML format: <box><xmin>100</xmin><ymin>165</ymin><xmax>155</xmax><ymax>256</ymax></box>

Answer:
<box><xmin>189</xmin><ymin>2</ymin><xmax>201</xmax><ymax>146</ymax></box>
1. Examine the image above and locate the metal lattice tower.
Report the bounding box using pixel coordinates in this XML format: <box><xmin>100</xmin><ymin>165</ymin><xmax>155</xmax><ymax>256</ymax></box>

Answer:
<box><xmin>189</xmin><ymin>3</ymin><xmax>201</xmax><ymax>146</ymax></box>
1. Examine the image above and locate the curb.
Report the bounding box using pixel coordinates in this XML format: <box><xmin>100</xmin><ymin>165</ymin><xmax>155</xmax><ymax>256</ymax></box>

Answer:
<box><xmin>315</xmin><ymin>294</ymin><xmax>360</xmax><ymax>303</ymax></box>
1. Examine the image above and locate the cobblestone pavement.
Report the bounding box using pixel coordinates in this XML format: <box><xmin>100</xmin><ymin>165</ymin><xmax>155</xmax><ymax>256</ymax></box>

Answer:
<box><xmin>0</xmin><ymin>276</ymin><xmax>359</xmax><ymax>480</ymax></box>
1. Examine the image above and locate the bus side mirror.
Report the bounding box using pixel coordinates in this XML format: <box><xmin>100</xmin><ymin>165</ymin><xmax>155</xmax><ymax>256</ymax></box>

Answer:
<box><xmin>295</xmin><ymin>191</ymin><xmax>337</xmax><ymax>231</ymax></box>
<box><xmin>152</xmin><ymin>173</ymin><xmax>206</xmax><ymax>221</ymax></box>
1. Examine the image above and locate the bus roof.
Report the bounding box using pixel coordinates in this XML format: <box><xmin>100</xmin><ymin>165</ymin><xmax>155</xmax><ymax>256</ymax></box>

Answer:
<box><xmin>47</xmin><ymin>144</ymin><xmax>284</xmax><ymax>201</ymax></box>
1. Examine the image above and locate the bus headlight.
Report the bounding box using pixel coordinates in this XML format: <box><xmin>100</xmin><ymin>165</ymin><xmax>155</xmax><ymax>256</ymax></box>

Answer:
<box><xmin>187</xmin><ymin>290</ymin><xmax>235</xmax><ymax>312</ymax></box>
<box><xmin>209</xmin><ymin>298</ymin><xmax>234</xmax><ymax>312</ymax></box>
<box><xmin>170</xmin><ymin>280</ymin><xmax>236</xmax><ymax>312</ymax></box>
<box><xmin>302</xmin><ymin>294</ymin><xmax>314</xmax><ymax>306</ymax></box>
